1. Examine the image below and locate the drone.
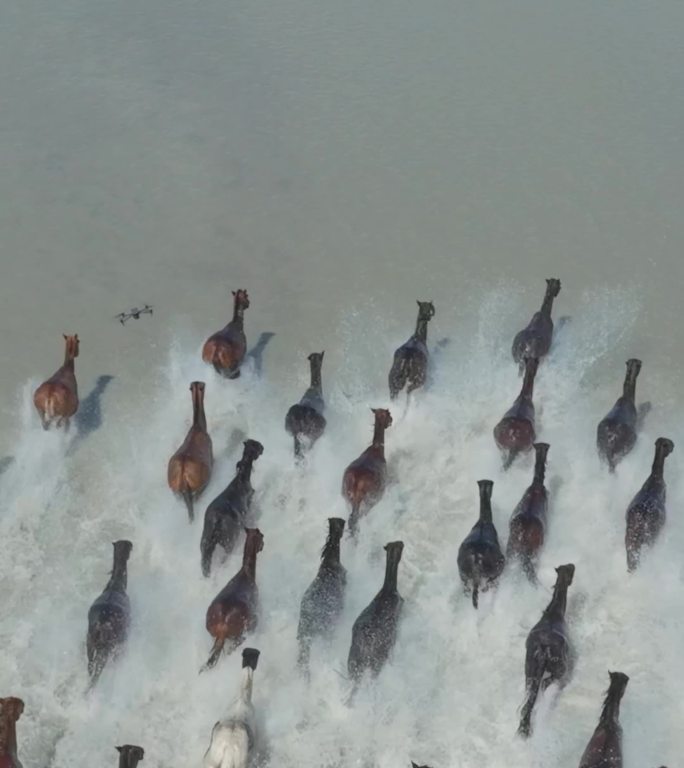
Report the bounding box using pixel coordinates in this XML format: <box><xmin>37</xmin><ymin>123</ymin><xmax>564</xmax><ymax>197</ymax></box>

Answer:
<box><xmin>115</xmin><ymin>304</ymin><xmax>153</xmax><ymax>325</ymax></box>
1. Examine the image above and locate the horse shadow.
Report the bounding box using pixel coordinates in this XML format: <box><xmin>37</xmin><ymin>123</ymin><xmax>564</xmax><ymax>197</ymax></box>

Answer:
<box><xmin>0</xmin><ymin>456</ymin><xmax>14</xmax><ymax>476</ymax></box>
<box><xmin>68</xmin><ymin>375</ymin><xmax>115</xmax><ymax>453</ymax></box>
<box><xmin>246</xmin><ymin>332</ymin><xmax>276</xmax><ymax>377</ymax></box>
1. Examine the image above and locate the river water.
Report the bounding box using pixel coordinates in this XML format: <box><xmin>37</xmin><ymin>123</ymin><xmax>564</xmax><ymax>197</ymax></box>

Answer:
<box><xmin>0</xmin><ymin>1</ymin><xmax>682</xmax><ymax>766</ymax></box>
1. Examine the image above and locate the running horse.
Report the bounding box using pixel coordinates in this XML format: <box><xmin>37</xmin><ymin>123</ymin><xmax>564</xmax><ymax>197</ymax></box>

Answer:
<box><xmin>517</xmin><ymin>564</ymin><xmax>575</xmax><ymax>737</ymax></box>
<box><xmin>342</xmin><ymin>408</ymin><xmax>392</xmax><ymax>537</ymax></box>
<box><xmin>202</xmin><ymin>289</ymin><xmax>250</xmax><ymax>378</ymax></box>
<box><xmin>511</xmin><ymin>278</ymin><xmax>561</xmax><ymax>370</ymax></box>
<box><xmin>203</xmin><ymin>648</ymin><xmax>261</xmax><ymax>768</ymax></box>
<box><xmin>578</xmin><ymin>672</ymin><xmax>629</xmax><ymax>768</ymax></box>
<box><xmin>203</xmin><ymin>528</ymin><xmax>264</xmax><ymax>670</ymax></box>
<box><xmin>33</xmin><ymin>334</ymin><xmax>80</xmax><ymax>430</ymax></box>
<box><xmin>388</xmin><ymin>300</ymin><xmax>436</xmax><ymax>399</ymax></box>
<box><xmin>0</xmin><ymin>697</ymin><xmax>24</xmax><ymax>768</ymax></box>
<box><xmin>457</xmin><ymin>480</ymin><xmax>505</xmax><ymax>608</ymax></box>
<box><xmin>115</xmin><ymin>745</ymin><xmax>144</xmax><ymax>768</ymax></box>
<box><xmin>200</xmin><ymin>439</ymin><xmax>264</xmax><ymax>577</ymax></box>
<box><xmin>285</xmin><ymin>352</ymin><xmax>327</xmax><ymax>459</ymax></box>
<box><xmin>493</xmin><ymin>357</ymin><xmax>539</xmax><ymax>469</ymax></box>
<box><xmin>597</xmin><ymin>359</ymin><xmax>651</xmax><ymax>472</ymax></box>
<box><xmin>87</xmin><ymin>540</ymin><xmax>133</xmax><ymax>686</ymax></box>
<box><xmin>168</xmin><ymin>381</ymin><xmax>214</xmax><ymax>522</ymax></box>
<box><xmin>507</xmin><ymin>443</ymin><xmax>550</xmax><ymax>582</ymax></box>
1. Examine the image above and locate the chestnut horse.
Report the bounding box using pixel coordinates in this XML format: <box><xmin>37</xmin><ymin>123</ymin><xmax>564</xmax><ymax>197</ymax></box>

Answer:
<box><xmin>342</xmin><ymin>408</ymin><xmax>392</xmax><ymax>537</ymax></box>
<box><xmin>116</xmin><ymin>745</ymin><xmax>144</xmax><ymax>768</ymax></box>
<box><xmin>578</xmin><ymin>672</ymin><xmax>629</xmax><ymax>768</ymax></box>
<box><xmin>597</xmin><ymin>359</ymin><xmax>651</xmax><ymax>472</ymax></box>
<box><xmin>203</xmin><ymin>528</ymin><xmax>264</xmax><ymax>670</ymax></box>
<box><xmin>168</xmin><ymin>382</ymin><xmax>214</xmax><ymax>522</ymax></box>
<box><xmin>202</xmin><ymin>289</ymin><xmax>250</xmax><ymax>378</ymax></box>
<box><xmin>388</xmin><ymin>301</ymin><xmax>436</xmax><ymax>399</ymax></box>
<box><xmin>200</xmin><ymin>439</ymin><xmax>264</xmax><ymax>577</ymax></box>
<box><xmin>457</xmin><ymin>480</ymin><xmax>505</xmax><ymax>608</ymax></box>
<box><xmin>517</xmin><ymin>564</ymin><xmax>575</xmax><ymax>737</ymax></box>
<box><xmin>625</xmin><ymin>437</ymin><xmax>674</xmax><ymax>572</ymax></box>
<box><xmin>0</xmin><ymin>697</ymin><xmax>24</xmax><ymax>768</ymax></box>
<box><xmin>507</xmin><ymin>443</ymin><xmax>550</xmax><ymax>582</ymax></box>
<box><xmin>285</xmin><ymin>352</ymin><xmax>327</xmax><ymax>459</ymax></box>
<box><xmin>493</xmin><ymin>357</ymin><xmax>539</xmax><ymax>469</ymax></box>
<box><xmin>33</xmin><ymin>334</ymin><xmax>80</xmax><ymax>429</ymax></box>
<box><xmin>511</xmin><ymin>279</ymin><xmax>561</xmax><ymax>370</ymax></box>
<box><xmin>87</xmin><ymin>541</ymin><xmax>133</xmax><ymax>686</ymax></box>
<box><xmin>297</xmin><ymin>517</ymin><xmax>347</xmax><ymax>672</ymax></box>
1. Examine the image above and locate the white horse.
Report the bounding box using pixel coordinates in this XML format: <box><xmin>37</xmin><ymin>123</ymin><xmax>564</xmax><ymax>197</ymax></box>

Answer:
<box><xmin>203</xmin><ymin>648</ymin><xmax>260</xmax><ymax>768</ymax></box>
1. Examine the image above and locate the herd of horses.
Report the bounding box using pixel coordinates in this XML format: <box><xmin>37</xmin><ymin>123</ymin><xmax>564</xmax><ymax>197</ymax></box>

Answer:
<box><xmin>0</xmin><ymin>280</ymin><xmax>672</xmax><ymax>768</ymax></box>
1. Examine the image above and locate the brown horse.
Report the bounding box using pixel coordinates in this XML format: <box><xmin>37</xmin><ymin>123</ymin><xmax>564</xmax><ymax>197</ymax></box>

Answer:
<box><xmin>168</xmin><ymin>382</ymin><xmax>214</xmax><ymax>522</ymax></box>
<box><xmin>285</xmin><ymin>352</ymin><xmax>327</xmax><ymax>459</ymax></box>
<box><xmin>597</xmin><ymin>359</ymin><xmax>651</xmax><ymax>472</ymax></box>
<box><xmin>342</xmin><ymin>408</ymin><xmax>393</xmax><ymax>537</ymax></box>
<box><xmin>347</xmin><ymin>541</ymin><xmax>404</xmax><ymax>693</ymax></box>
<box><xmin>457</xmin><ymin>480</ymin><xmax>505</xmax><ymax>608</ymax></box>
<box><xmin>297</xmin><ymin>517</ymin><xmax>347</xmax><ymax>672</ymax></box>
<box><xmin>517</xmin><ymin>564</ymin><xmax>575</xmax><ymax>737</ymax></box>
<box><xmin>87</xmin><ymin>541</ymin><xmax>132</xmax><ymax>687</ymax></box>
<box><xmin>507</xmin><ymin>443</ymin><xmax>550</xmax><ymax>582</ymax></box>
<box><xmin>511</xmin><ymin>279</ymin><xmax>561</xmax><ymax>370</ymax></box>
<box><xmin>116</xmin><ymin>745</ymin><xmax>144</xmax><ymax>768</ymax></box>
<box><xmin>33</xmin><ymin>334</ymin><xmax>80</xmax><ymax>430</ymax></box>
<box><xmin>0</xmin><ymin>698</ymin><xmax>24</xmax><ymax>768</ymax></box>
<box><xmin>388</xmin><ymin>301</ymin><xmax>436</xmax><ymax>399</ymax></box>
<box><xmin>625</xmin><ymin>437</ymin><xmax>674</xmax><ymax>572</ymax></box>
<box><xmin>202</xmin><ymin>289</ymin><xmax>250</xmax><ymax>378</ymax></box>
<box><xmin>200</xmin><ymin>439</ymin><xmax>264</xmax><ymax>577</ymax></box>
<box><xmin>493</xmin><ymin>357</ymin><xmax>539</xmax><ymax>469</ymax></box>
<box><xmin>203</xmin><ymin>528</ymin><xmax>264</xmax><ymax>670</ymax></box>
<box><xmin>578</xmin><ymin>672</ymin><xmax>629</xmax><ymax>768</ymax></box>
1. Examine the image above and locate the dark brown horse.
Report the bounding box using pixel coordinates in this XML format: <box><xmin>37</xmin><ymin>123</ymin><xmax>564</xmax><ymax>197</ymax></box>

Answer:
<box><xmin>342</xmin><ymin>408</ymin><xmax>392</xmax><ymax>537</ymax></box>
<box><xmin>87</xmin><ymin>541</ymin><xmax>132</xmax><ymax>687</ymax></box>
<box><xmin>578</xmin><ymin>672</ymin><xmax>629</xmax><ymax>768</ymax></box>
<box><xmin>493</xmin><ymin>357</ymin><xmax>539</xmax><ymax>469</ymax></box>
<box><xmin>388</xmin><ymin>301</ymin><xmax>436</xmax><ymax>399</ymax></box>
<box><xmin>507</xmin><ymin>443</ymin><xmax>550</xmax><ymax>582</ymax></box>
<box><xmin>457</xmin><ymin>480</ymin><xmax>505</xmax><ymax>608</ymax></box>
<box><xmin>168</xmin><ymin>382</ymin><xmax>214</xmax><ymax>522</ymax></box>
<box><xmin>597</xmin><ymin>359</ymin><xmax>651</xmax><ymax>472</ymax></box>
<box><xmin>116</xmin><ymin>745</ymin><xmax>144</xmax><ymax>768</ymax></box>
<box><xmin>33</xmin><ymin>334</ymin><xmax>80</xmax><ymax>430</ymax></box>
<box><xmin>285</xmin><ymin>352</ymin><xmax>326</xmax><ymax>459</ymax></box>
<box><xmin>625</xmin><ymin>437</ymin><xmax>674</xmax><ymax>572</ymax></box>
<box><xmin>200</xmin><ymin>440</ymin><xmax>264</xmax><ymax>577</ymax></box>
<box><xmin>517</xmin><ymin>564</ymin><xmax>575</xmax><ymax>737</ymax></box>
<box><xmin>297</xmin><ymin>518</ymin><xmax>347</xmax><ymax>672</ymax></box>
<box><xmin>203</xmin><ymin>528</ymin><xmax>264</xmax><ymax>670</ymax></box>
<box><xmin>347</xmin><ymin>541</ymin><xmax>404</xmax><ymax>693</ymax></box>
<box><xmin>0</xmin><ymin>698</ymin><xmax>24</xmax><ymax>768</ymax></box>
<box><xmin>512</xmin><ymin>279</ymin><xmax>561</xmax><ymax>370</ymax></box>
<box><xmin>202</xmin><ymin>289</ymin><xmax>250</xmax><ymax>378</ymax></box>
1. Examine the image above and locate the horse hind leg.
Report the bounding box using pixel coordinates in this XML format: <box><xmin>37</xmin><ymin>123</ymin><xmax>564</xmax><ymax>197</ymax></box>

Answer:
<box><xmin>200</xmin><ymin>638</ymin><xmax>226</xmax><ymax>673</ymax></box>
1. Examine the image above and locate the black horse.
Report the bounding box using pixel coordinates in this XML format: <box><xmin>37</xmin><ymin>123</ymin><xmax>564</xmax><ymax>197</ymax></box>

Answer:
<box><xmin>297</xmin><ymin>518</ymin><xmax>347</xmax><ymax>672</ymax></box>
<box><xmin>511</xmin><ymin>278</ymin><xmax>561</xmax><ymax>370</ymax></box>
<box><xmin>87</xmin><ymin>541</ymin><xmax>132</xmax><ymax>686</ymax></box>
<box><xmin>625</xmin><ymin>437</ymin><xmax>674</xmax><ymax>572</ymax></box>
<box><xmin>597</xmin><ymin>359</ymin><xmax>651</xmax><ymax>471</ymax></box>
<box><xmin>517</xmin><ymin>564</ymin><xmax>575</xmax><ymax>737</ymax></box>
<box><xmin>285</xmin><ymin>352</ymin><xmax>326</xmax><ymax>459</ymax></box>
<box><xmin>578</xmin><ymin>672</ymin><xmax>629</xmax><ymax>768</ymax></box>
<box><xmin>347</xmin><ymin>541</ymin><xmax>404</xmax><ymax>692</ymax></box>
<box><xmin>200</xmin><ymin>440</ymin><xmax>264</xmax><ymax>577</ymax></box>
<box><xmin>457</xmin><ymin>480</ymin><xmax>505</xmax><ymax>608</ymax></box>
<box><xmin>116</xmin><ymin>745</ymin><xmax>144</xmax><ymax>768</ymax></box>
<box><xmin>388</xmin><ymin>301</ymin><xmax>436</xmax><ymax>399</ymax></box>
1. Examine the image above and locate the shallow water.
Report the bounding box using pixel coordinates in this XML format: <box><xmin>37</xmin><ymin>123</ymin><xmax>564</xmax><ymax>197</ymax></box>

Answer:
<box><xmin>1</xmin><ymin>1</ymin><xmax>684</xmax><ymax>767</ymax></box>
